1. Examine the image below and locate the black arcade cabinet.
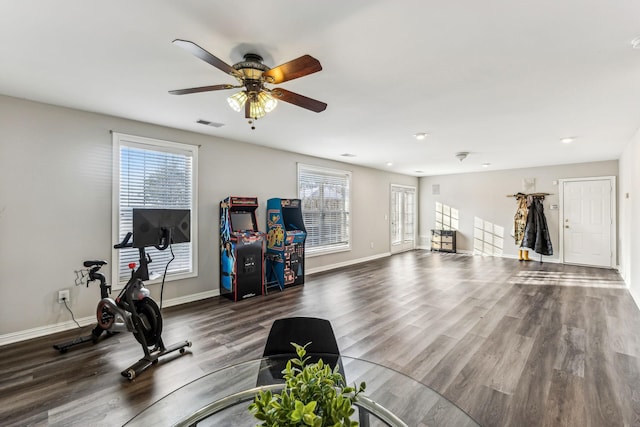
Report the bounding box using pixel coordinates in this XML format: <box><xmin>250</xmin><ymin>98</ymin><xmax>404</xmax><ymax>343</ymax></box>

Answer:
<box><xmin>219</xmin><ymin>196</ymin><xmax>265</xmax><ymax>301</ymax></box>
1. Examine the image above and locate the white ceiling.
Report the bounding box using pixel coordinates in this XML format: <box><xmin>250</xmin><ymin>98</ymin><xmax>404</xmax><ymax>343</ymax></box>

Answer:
<box><xmin>2</xmin><ymin>1</ymin><xmax>640</xmax><ymax>176</ymax></box>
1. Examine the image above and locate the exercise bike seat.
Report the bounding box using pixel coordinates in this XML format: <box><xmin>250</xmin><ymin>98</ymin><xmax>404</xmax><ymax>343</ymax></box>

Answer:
<box><xmin>83</xmin><ymin>260</ymin><xmax>108</xmax><ymax>268</ymax></box>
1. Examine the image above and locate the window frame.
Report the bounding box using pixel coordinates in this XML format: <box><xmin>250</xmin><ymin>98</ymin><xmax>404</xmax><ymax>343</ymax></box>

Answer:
<box><xmin>111</xmin><ymin>132</ymin><xmax>198</xmax><ymax>287</ymax></box>
<box><xmin>297</xmin><ymin>163</ymin><xmax>351</xmax><ymax>256</ymax></box>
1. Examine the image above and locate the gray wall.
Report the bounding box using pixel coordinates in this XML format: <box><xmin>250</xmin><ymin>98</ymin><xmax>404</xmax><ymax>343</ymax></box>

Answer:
<box><xmin>2</xmin><ymin>92</ymin><xmax>638</xmax><ymax>342</ymax></box>
<box><xmin>0</xmin><ymin>95</ymin><xmax>416</xmax><ymax>339</ymax></box>
<box><xmin>418</xmin><ymin>161</ymin><xmax>619</xmax><ymax>261</ymax></box>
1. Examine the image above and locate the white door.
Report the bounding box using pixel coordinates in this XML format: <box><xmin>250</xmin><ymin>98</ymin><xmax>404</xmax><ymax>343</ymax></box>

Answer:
<box><xmin>561</xmin><ymin>177</ymin><xmax>615</xmax><ymax>268</ymax></box>
<box><xmin>391</xmin><ymin>185</ymin><xmax>416</xmax><ymax>253</ymax></box>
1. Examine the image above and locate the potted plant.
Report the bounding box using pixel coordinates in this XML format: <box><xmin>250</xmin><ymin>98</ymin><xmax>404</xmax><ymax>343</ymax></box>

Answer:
<box><xmin>249</xmin><ymin>342</ymin><xmax>366</xmax><ymax>427</ymax></box>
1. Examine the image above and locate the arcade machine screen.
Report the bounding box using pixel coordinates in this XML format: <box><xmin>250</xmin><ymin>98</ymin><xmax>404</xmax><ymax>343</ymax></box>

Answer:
<box><xmin>230</xmin><ymin>211</ymin><xmax>255</xmax><ymax>232</ymax></box>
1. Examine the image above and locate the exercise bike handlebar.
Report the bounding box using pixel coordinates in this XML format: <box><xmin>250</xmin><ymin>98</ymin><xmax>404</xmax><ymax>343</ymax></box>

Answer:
<box><xmin>113</xmin><ymin>230</ymin><xmax>171</xmax><ymax>251</ymax></box>
<box><xmin>114</xmin><ymin>232</ymin><xmax>134</xmax><ymax>249</ymax></box>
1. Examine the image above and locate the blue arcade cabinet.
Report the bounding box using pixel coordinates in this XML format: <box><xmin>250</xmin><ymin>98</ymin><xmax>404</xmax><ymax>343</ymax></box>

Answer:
<box><xmin>265</xmin><ymin>198</ymin><xmax>307</xmax><ymax>288</ymax></box>
<box><xmin>220</xmin><ymin>196</ymin><xmax>265</xmax><ymax>301</ymax></box>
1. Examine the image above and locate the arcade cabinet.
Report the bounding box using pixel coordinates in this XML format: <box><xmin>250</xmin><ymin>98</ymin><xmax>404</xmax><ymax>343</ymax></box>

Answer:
<box><xmin>220</xmin><ymin>196</ymin><xmax>265</xmax><ymax>301</ymax></box>
<box><xmin>265</xmin><ymin>198</ymin><xmax>307</xmax><ymax>289</ymax></box>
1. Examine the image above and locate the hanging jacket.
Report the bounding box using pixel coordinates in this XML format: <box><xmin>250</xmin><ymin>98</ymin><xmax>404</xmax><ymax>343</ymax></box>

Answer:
<box><xmin>522</xmin><ymin>198</ymin><xmax>553</xmax><ymax>256</ymax></box>
<box><xmin>513</xmin><ymin>193</ymin><xmax>528</xmax><ymax>246</ymax></box>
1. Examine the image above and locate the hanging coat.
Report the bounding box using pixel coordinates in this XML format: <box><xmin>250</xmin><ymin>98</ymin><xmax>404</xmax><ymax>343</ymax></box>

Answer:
<box><xmin>513</xmin><ymin>193</ymin><xmax>528</xmax><ymax>246</ymax></box>
<box><xmin>522</xmin><ymin>197</ymin><xmax>553</xmax><ymax>256</ymax></box>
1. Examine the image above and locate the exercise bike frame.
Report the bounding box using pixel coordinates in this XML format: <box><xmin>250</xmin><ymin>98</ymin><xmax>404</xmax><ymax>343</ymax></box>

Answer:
<box><xmin>53</xmin><ymin>261</ymin><xmax>117</xmax><ymax>352</ymax></box>
<box><xmin>53</xmin><ymin>232</ymin><xmax>191</xmax><ymax>380</ymax></box>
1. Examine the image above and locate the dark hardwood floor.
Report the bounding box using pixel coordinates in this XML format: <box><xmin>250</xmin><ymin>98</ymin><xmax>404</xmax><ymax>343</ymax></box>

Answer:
<box><xmin>1</xmin><ymin>251</ymin><xmax>639</xmax><ymax>426</ymax></box>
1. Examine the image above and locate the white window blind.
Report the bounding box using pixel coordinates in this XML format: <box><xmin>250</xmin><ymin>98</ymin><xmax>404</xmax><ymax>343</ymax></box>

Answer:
<box><xmin>298</xmin><ymin>164</ymin><xmax>351</xmax><ymax>254</ymax></box>
<box><xmin>112</xmin><ymin>133</ymin><xmax>198</xmax><ymax>285</ymax></box>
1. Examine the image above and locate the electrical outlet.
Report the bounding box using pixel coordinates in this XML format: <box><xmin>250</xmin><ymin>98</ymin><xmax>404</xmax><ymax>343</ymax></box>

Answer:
<box><xmin>58</xmin><ymin>289</ymin><xmax>70</xmax><ymax>304</ymax></box>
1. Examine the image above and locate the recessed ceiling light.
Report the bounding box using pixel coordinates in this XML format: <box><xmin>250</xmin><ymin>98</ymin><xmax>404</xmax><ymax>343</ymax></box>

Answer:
<box><xmin>386</xmin><ymin>162</ymin><xmax>393</xmax><ymax>166</ymax></box>
<box><xmin>415</xmin><ymin>170</ymin><xmax>424</xmax><ymax>174</ymax></box>
<box><xmin>413</xmin><ymin>132</ymin><xmax>428</xmax><ymax>140</ymax></box>
<box><xmin>632</xmin><ymin>36</ymin><xmax>640</xmax><ymax>49</ymax></box>
<box><xmin>560</xmin><ymin>137</ymin><xmax>574</xmax><ymax>144</ymax></box>
<box><xmin>340</xmin><ymin>153</ymin><xmax>356</xmax><ymax>157</ymax></box>
<box><xmin>482</xmin><ymin>163</ymin><xmax>491</xmax><ymax>167</ymax></box>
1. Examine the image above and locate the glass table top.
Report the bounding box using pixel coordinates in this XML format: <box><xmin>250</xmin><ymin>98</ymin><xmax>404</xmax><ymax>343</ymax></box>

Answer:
<box><xmin>125</xmin><ymin>356</ymin><xmax>479</xmax><ymax>426</ymax></box>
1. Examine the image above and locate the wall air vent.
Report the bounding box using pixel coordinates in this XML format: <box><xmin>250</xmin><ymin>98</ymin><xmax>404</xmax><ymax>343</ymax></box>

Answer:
<box><xmin>196</xmin><ymin>119</ymin><xmax>224</xmax><ymax>128</ymax></box>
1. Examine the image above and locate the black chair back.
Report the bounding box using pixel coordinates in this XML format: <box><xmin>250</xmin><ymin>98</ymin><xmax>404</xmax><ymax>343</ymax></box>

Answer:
<box><xmin>258</xmin><ymin>317</ymin><xmax>343</xmax><ymax>385</ymax></box>
<box><xmin>262</xmin><ymin>317</ymin><xmax>340</xmax><ymax>357</ymax></box>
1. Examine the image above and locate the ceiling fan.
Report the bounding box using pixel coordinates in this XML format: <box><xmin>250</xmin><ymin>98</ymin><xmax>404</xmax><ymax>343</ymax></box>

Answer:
<box><xmin>170</xmin><ymin>39</ymin><xmax>327</xmax><ymax>128</ymax></box>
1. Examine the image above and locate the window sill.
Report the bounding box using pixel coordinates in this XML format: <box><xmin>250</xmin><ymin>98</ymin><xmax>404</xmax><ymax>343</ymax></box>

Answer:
<box><xmin>113</xmin><ymin>270</ymin><xmax>197</xmax><ymax>291</ymax></box>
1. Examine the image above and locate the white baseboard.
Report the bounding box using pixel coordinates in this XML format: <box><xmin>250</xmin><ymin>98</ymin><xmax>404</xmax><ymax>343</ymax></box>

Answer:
<box><xmin>629</xmin><ymin>285</ymin><xmax>640</xmax><ymax>311</ymax></box>
<box><xmin>417</xmin><ymin>246</ymin><xmax>561</xmax><ymax>263</ymax></box>
<box><xmin>161</xmin><ymin>289</ymin><xmax>218</xmax><ymax>308</ymax></box>
<box><xmin>0</xmin><ymin>317</ymin><xmax>96</xmax><ymax>347</ymax></box>
<box><xmin>306</xmin><ymin>252</ymin><xmax>392</xmax><ymax>275</ymax></box>
<box><xmin>0</xmin><ymin>289</ymin><xmax>218</xmax><ymax>347</ymax></box>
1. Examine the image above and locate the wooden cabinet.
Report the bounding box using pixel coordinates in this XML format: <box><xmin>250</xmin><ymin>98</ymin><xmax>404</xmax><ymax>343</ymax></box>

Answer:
<box><xmin>431</xmin><ymin>229</ymin><xmax>456</xmax><ymax>253</ymax></box>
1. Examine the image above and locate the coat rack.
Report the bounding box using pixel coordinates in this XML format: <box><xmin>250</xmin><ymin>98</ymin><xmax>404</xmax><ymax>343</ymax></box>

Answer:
<box><xmin>506</xmin><ymin>192</ymin><xmax>551</xmax><ymax>199</ymax></box>
<box><xmin>507</xmin><ymin>192</ymin><xmax>553</xmax><ymax>263</ymax></box>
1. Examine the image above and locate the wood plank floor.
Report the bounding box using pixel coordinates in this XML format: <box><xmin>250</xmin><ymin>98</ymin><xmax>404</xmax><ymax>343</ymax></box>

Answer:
<box><xmin>2</xmin><ymin>251</ymin><xmax>639</xmax><ymax>426</ymax></box>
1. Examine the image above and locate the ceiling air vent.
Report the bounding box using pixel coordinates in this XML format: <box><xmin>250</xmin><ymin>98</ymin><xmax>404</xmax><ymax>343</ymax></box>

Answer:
<box><xmin>196</xmin><ymin>119</ymin><xmax>224</xmax><ymax>128</ymax></box>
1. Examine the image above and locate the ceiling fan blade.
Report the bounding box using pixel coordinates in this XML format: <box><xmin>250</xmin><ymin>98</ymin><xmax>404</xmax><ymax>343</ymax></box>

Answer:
<box><xmin>169</xmin><ymin>84</ymin><xmax>235</xmax><ymax>95</ymax></box>
<box><xmin>263</xmin><ymin>55</ymin><xmax>322</xmax><ymax>84</ymax></box>
<box><xmin>172</xmin><ymin>39</ymin><xmax>240</xmax><ymax>77</ymax></box>
<box><xmin>271</xmin><ymin>88</ymin><xmax>327</xmax><ymax>113</ymax></box>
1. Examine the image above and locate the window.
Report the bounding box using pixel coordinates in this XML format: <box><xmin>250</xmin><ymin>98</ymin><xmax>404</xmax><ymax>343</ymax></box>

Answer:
<box><xmin>112</xmin><ymin>133</ymin><xmax>198</xmax><ymax>285</ymax></box>
<box><xmin>298</xmin><ymin>164</ymin><xmax>351</xmax><ymax>255</ymax></box>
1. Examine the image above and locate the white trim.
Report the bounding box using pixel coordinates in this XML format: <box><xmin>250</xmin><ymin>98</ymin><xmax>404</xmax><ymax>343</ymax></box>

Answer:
<box><xmin>629</xmin><ymin>285</ymin><xmax>640</xmax><ymax>311</ymax></box>
<box><xmin>416</xmin><ymin>247</ymin><xmax>562</xmax><ymax>263</ymax></box>
<box><xmin>0</xmin><ymin>289</ymin><xmax>217</xmax><ymax>347</ymax></box>
<box><xmin>558</xmin><ymin>176</ymin><xmax>616</xmax><ymax>268</ymax></box>
<box><xmin>305</xmin><ymin>244</ymin><xmax>351</xmax><ymax>258</ymax></box>
<box><xmin>297</xmin><ymin>162</ymin><xmax>352</xmax><ymax>254</ymax></box>
<box><xmin>161</xmin><ymin>289</ymin><xmax>218</xmax><ymax>308</ymax></box>
<box><xmin>296</xmin><ymin>162</ymin><xmax>353</xmax><ymax>177</ymax></box>
<box><xmin>111</xmin><ymin>132</ymin><xmax>199</xmax><ymax>288</ymax></box>
<box><xmin>390</xmin><ymin>184</ymin><xmax>417</xmax><ymax>254</ymax></box>
<box><xmin>0</xmin><ymin>317</ymin><xmax>96</xmax><ymax>347</ymax></box>
<box><xmin>306</xmin><ymin>252</ymin><xmax>391</xmax><ymax>275</ymax></box>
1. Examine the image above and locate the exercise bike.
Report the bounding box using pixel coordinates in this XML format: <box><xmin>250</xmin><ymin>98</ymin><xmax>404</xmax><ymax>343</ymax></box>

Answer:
<box><xmin>53</xmin><ymin>231</ymin><xmax>191</xmax><ymax>380</ymax></box>
<box><xmin>53</xmin><ymin>259</ymin><xmax>118</xmax><ymax>352</ymax></box>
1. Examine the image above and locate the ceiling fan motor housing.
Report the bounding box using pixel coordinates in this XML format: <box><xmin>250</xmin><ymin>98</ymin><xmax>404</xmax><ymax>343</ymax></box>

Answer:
<box><xmin>233</xmin><ymin>53</ymin><xmax>270</xmax><ymax>82</ymax></box>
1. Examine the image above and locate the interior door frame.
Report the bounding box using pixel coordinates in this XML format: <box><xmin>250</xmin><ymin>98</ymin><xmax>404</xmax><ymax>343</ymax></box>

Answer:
<box><xmin>558</xmin><ymin>176</ymin><xmax>616</xmax><ymax>268</ymax></box>
<box><xmin>390</xmin><ymin>184</ymin><xmax>417</xmax><ymax>254</ymax></box>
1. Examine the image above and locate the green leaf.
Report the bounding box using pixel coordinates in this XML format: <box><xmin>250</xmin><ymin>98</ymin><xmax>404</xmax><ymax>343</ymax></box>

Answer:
<box><xmin>302</xmin><ymin>412</ymin><xmax>317</xmax><ymax>426</ymax></box>
<box><xmin>250</xmin><ymin>342</ymin><xmax>360</xmax><ymax>426</ymax></box>
<box><xmin>304</xmin><ymin>400</ymin><xmax>317</xmax><ymax>414</ymax></box>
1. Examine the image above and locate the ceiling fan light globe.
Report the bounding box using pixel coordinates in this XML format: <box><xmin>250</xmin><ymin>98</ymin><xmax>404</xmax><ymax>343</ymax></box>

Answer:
<box><xmin>249</xmin><ymin>100</ymin><xmax>267</xmax><ymax>119</ymax></box>
<box><xmin>227</xmin><ymin>91</ymin><xmax>248</xmax><ymax>112</ymax></box>
<box><xmin>259</xmin><ymin>91</ymin><xmax>278</xmax><ymax>113</ymax></box>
